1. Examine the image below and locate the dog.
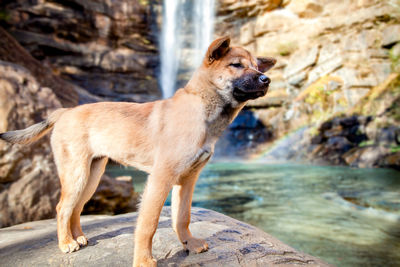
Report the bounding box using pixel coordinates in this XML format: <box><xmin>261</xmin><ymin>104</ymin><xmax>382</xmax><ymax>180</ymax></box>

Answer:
<box><xmin>0</xmin><ymin>36</ymin><xmax>276</xmax><ymax>267</ymax></box>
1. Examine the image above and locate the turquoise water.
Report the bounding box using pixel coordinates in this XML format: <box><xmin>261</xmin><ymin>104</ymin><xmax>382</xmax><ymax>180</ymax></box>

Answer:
<box><xmin>106</xmin><ymin>163</ymin><xmax>400</xmax><ymax>266</ymax></box>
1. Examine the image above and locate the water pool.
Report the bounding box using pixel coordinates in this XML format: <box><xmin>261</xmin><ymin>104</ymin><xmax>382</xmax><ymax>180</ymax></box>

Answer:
<box><xmin>106</xmin><ymin>162</ymin><xmax>400</xmax><ymax>266</ymax></box>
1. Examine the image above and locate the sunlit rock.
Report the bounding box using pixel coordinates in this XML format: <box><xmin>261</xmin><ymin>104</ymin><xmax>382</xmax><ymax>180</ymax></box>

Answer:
<box><xmin>0</xmin><ymin>207</ymin><xmax>330</xmax><ymax>266</ymax></box>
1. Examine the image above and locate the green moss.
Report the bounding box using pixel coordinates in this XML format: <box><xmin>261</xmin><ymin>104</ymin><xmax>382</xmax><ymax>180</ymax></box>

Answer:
<box><xmin>0</xmin><ymin>10</ymin><xmax>10</xmax><ymax>22</ymax></box>
<box><xmin>389</xmin><ymin>47</ymin><xmax>400</xmax><ymax>73</ymax></box>
<box><xmin>308</xmin><ymin>126</ymin><xmax>320</xmax><ymax>137</ymax></box>
<box><xmin>276</xmin><ymin>42</ymin><xmax>298</xmax><ymax>57</ymax></box>
<box><xmin>359</xmin><ymin>140</ymin><xmax>374</xmax><ymax>147</ymax></box>
<box><xmin>138</xmin><ymin>0</ymin><xmax>149</xmax><ymax>6</ymax></box>
<box><xmin>390</xmin><ymin>146</ymin><xmax>400</xmax><ymax>153</ymax></box>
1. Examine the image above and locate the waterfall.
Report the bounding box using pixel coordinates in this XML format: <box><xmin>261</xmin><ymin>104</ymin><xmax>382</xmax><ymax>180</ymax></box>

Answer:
<box><xmin>160</xmin><ymin>0</ymin><xmax>215</xmax><ymax>98</ymax></box>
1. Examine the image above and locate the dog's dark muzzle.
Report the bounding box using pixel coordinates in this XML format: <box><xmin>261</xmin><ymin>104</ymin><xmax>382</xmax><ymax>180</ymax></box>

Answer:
<box><xmin>232</xmin><ymin>74</ymin><xmax>271</xmax><ymax>102</ymax></box>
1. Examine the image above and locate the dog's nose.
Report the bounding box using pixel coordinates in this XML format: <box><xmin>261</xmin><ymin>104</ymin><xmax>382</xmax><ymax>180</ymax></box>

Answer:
<box><xmin>259</xmin><ymin>75</ymin><xmax>270</xmax><ymax>84</ymax></box>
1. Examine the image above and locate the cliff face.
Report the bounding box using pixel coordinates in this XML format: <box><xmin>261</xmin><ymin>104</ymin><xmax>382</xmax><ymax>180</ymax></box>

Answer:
<box><xmin>0</xmin><ymin>61</ymin><xmax>139</xmax><ymax>228</ymax></box>
<box><xmin>214</xmin><ymin>0</ymin><xmax>400</xmax><ymax>167</ymax></box>
<box><xmin>1</xmin><ymin>0</ymin><xmax>160</xmax><ymax>103</ymax></box>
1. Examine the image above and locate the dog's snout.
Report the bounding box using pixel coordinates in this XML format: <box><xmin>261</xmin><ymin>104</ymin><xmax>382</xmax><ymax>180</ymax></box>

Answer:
<box><xmin>259</xmin><ymin>75</ymin><xmax>270</xmax><ymax>84</ymax></box>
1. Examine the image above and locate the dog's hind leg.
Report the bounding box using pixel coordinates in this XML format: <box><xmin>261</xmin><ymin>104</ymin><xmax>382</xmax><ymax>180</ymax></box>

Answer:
<box><xmin>70</xmin><ymin>157</ymin><xmax>108</xmax><ymax>246</ymax></box>
<box><xmin>171</xmin><ymin>169</ymin><xmax>208</xmax><ymax>254</ymax></box>
<box><xmin>55</xmin><ymin>151</ymin><xmax>91</xmax><ymax>253</ymax></box>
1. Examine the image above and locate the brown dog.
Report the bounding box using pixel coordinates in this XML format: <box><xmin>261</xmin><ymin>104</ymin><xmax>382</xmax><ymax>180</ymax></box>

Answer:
<box><xmin>0</xmin><ymin>36</ymin><xmax>276</xmax><ymax>266</ymax></box>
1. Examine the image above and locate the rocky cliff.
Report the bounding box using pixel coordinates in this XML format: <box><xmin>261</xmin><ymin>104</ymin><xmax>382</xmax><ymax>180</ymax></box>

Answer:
<box><xmin>0</xmin><ymin>61</ymin><xmax>139</xmax><ymax>228</ymax></box>
<box><xmin>0</xmin><ymin>0</ymin><xmax>160</xmax><ymax>103</ymax></box>
<box><xmin>215</xmin><ymin>0</ymin><xmax>400</xmax><ymax>168</ymax></box>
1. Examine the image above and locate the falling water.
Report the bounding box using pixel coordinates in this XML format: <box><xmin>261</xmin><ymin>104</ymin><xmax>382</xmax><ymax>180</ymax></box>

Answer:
<box><xmin>160</xmin><ymin>0</ymin><xmax>215</xmax><ymax>98</ymax></box>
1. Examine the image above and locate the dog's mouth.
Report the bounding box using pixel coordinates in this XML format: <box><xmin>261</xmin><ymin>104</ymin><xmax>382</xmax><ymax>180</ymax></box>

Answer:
<box><xmin>233</xmin><ymin>86</ymin><xmax>268</xmax><ymax>102</ymax></box>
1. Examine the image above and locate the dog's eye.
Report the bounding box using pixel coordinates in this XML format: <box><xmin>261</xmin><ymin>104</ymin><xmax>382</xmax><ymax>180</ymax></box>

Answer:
<box><xmin>229</xmin><ymin>63</ymin><xmax>243</xmax><ymax>68</ymax></box>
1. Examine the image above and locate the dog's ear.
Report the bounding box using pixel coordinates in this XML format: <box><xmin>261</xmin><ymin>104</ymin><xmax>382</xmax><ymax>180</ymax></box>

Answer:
<box><xmin>257</xmin><ymin>57</ymin><xmax>277</xmax><ymax>73</ymax></box>
<box><xmin>207</xmin><ymin>36</ymin><xmax>231</xmax><ymax>64</ymax></box>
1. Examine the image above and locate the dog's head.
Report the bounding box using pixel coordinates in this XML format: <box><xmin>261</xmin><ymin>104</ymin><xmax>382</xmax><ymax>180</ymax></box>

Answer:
<box><xmin>202</xmin><ymin>36</ymin><xmax>276</xmax><ymax>104</ymax></box>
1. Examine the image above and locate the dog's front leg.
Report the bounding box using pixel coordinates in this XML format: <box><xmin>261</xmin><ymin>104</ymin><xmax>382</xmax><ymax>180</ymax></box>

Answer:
<box><xmin>133</xmin><ymin>167</ymin><xmax>173</xmax><ymax>267</ymax></box>
<box><xmin>171</xmin><ymin>169</ymin><xmax>208</xmax><ymax>254</ymax></box>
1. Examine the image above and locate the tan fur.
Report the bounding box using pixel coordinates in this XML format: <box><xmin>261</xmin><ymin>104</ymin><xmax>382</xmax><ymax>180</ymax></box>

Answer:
<box><xmin>0</xmin><ymin>37</ymin><xmax>276</xmax><ymax>267</ymax></box>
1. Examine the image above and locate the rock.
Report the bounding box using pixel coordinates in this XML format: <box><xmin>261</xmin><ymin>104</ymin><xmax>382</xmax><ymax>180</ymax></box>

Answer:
<box><xmin>215</xmin><ymin>110</ymin><xmax>273</xmax><ymax>157</ymax></box>
<box><xmin>0</xmin><ymin>0</ymin><xmax>160</xmax><ymax>103</ymax></box>
<box><xmin>287</xmin><ymin>70</ymin><xmax>307</xmax><ymax>87</ymax></box>
<box><xmin>379</xmin><ymin>152</ymin><xmax>400</xmax><ymax>170</ymax></box>
<box><xmin>0</xmin><ymin>61</ymin><xmax>138</xmax><ymax>227</ymax></box>
<box><xmin>382</xmin><ymin>24</ymin><xmax>400</xmax><ymax>48</ymax></box>
<box><xmin>284</xmin><ymin>46</ymin><xmax>319</xmax><ymax>78</ymax></box>
<box><xmin>0</xmin><ymin>207</ymin><xmax>330</xmax><ymax>267</ymax></box>
<box><xmin>218</xmin><ymin>0</ymin><xmax>283</xmax><ymax>18</ymax></box>
<box><xmin>0</xmin><ymin>27</ymin><xmax>78</xmax><ymax>107</ymax></box>
<box><xmin>307</xmin><ymin>56</ymin><xmax>343</xmax><ymax>85</ymax></box>
<box><xmin>247</xmin><ymin>89</ymin><xmax>288</xmax><ymax>108</ymax></box>
<box><xmin>343</xmin><ymin>146</ymin><xmax>390</xmax><ymax>168</ymax></box>
<box><xmin>333</xmin><ymin>67</ymin><xmax>379</xmax><ymax>88</ymax></box>
<box><xmin>213</xmin><ymin>0</ymin><xmax>400</xmax><ymax>170</ymax></box>
<box><xmin>287</xmin><ymin>0</ymin><xmax>323</xmax><ymax>19</ymax></box>
<box><xmin>345</xmin><ymin>88</ymin><xmax>371</xmax><ymax>106</ymax></box>
<box><xmin>254</xmin><ymin>10</ymin><xmax>297</xmax><ymax>37</ymax></box>
<box><xmin>239</xmin><ymin>21</ymin><xmax>255</xmax><ymax>45</ymax></box>
<box><xmin>357</xmin><ymin>0</ymin><xmax>377</xmax><ymax>7</ymax></box>
<box><xmin>0</xmin><ymin>60</ymin><xmax>62</xmax><ymax>228</ymax></box>
<box><xmin>83</xmin><ymin>174</ymin><xmax>139</xmax><ymax>215</ymax></box>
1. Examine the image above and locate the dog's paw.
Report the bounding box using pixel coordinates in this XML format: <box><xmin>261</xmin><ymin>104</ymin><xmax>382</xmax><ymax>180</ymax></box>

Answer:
<box><xmin>133</xmin><ymin>257</ymin><xmax>157</xmax><ymax>267</ymax></box>
<box><xmin>76</xmin><ymin>235</ymin><xmax>88</xmax><ymax>246</ymax></box>
<box><xmin>59</xmin><ymin>239</ymin><xmax>80</xmax><ymax>253</ymax></box>
<box><xmin>183</xmin><ymin>237</ymin><xmax>209</xmax><ymax>254</ymax></box>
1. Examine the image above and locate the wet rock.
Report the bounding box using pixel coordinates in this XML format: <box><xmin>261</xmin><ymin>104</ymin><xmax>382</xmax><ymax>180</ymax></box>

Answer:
<box><xmin>0</xmin><ymin>207</ymin><xmax>330</xmax><ymax>267</ymax></box>
<box><xmin>379</xmin><ymin>152</ymin><xmax>400</xmax><ymax>170</ymax></box>
<box><xmin>215</xmin><ymin>110</ymin><xmax>273</xmax><ymax>158</ymax></box>
<box><xmin>343</xmin><ymin>146</ymin><xmax>390</xmax><ymax>168</ymax></box>
<box><xmin>373</xmin><ymin>126</ymin><xmax>400</xmax><ymax>146</ymax></box>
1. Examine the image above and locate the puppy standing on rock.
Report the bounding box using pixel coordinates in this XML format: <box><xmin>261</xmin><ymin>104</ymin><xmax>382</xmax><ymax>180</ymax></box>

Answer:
<box><xmin>0</xmin><ymin>36</ymin><xmax>276</xmax><ymax>267</ymax></box>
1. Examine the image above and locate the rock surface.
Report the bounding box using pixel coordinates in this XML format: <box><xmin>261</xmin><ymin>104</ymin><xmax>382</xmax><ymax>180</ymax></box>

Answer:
<box><xmin>0</xmin><ymin>60</ymin><xmax>62</xmax><ymax>228</ymax></box>
<box><xmin>262</xmin><ymin>73</ymin><xmax>400</xmax><ymax>169</ymax></box>
<box><xmin>0</xmin><ymin>27</ymin><xmax>78</xmax><ymax>107</ymax></box>
<box><xmin>214</xmin><ymin>0</ymin><xmax>400</xmax><ymax>167</ymax></box>
<box><xmin>0</xmin><ymin>61</ymin><xmax>138</xmax><ymax>227</ymax></box>
<box><xmin>0</xmin><ymin>207</ymin><xmax>330</xmax><ymax>267</ymax></box>
<box><xmin>0</xmin><ymin>0</ymin><xmax>160</xmax><ymax>103</ymax></box>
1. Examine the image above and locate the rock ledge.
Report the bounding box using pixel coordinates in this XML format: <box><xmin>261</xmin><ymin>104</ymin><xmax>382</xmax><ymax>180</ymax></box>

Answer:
<box><xmin>0</xmin><ymin>207</ymin><xmax>329</xmax><ymax>266</ymax></box>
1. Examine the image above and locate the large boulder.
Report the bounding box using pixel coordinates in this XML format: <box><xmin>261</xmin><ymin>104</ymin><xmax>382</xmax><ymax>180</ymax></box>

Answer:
<box><xmin>0</xmin><ymin>207</ymin><xmax>330</xmax><ymax>267</ymax></box>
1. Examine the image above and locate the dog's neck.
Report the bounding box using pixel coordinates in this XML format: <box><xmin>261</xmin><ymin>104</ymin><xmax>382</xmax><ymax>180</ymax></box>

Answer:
<box><xmin>184</xmin><ymin>70</ymin><xmax>245</xmax><ymax>140</ymax></box>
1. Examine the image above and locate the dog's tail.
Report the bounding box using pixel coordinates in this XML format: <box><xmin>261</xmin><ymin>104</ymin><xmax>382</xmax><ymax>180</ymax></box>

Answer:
<box><xmin>0</xmin><ymin>108</ymin><xmax>70</xmax><ymax>145</ymax></box>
